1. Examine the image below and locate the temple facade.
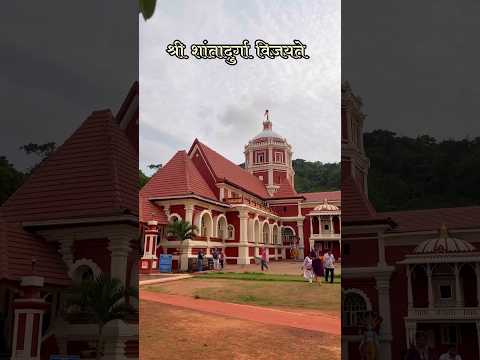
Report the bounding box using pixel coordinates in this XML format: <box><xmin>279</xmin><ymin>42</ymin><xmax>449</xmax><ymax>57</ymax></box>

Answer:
<box><xmin>140</xmin><ymin>113</ymin><xmax>341</xmax><ymax>272</ymax></box>
<box><xmin>341</xmin><ymin>82</ymin><xmax>480</xmax><ymax>359</ymax></box>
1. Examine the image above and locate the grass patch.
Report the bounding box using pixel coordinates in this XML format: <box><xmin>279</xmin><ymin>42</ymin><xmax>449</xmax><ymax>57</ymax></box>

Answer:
<box><xmin>146</xmin><ymin>278</ymin><xmax>340</xmax><ymax>312</ymax></box>
<box><xmin>195</xmin><ymin>271</ymin><xmax>340</xmax><ymax>283</ymax></box>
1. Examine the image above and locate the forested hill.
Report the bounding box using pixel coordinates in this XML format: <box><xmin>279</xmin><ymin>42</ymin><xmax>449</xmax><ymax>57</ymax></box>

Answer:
<box><xmin>293</xmin><ymin>159</ymin><xmax>340</xmax><ymax>193</ymax></box>
<box><xmin>364</xmin><ymin>130</ymin><xmax>480</xmax><ymax>212</ymax></box>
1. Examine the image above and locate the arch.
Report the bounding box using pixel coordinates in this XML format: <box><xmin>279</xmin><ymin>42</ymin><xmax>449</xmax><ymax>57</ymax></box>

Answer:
<box><xmin>281</xmin><ymin>226</ymin><xmax>296</xmax><ymax>236</ymax></box>
<box><xmin>272</xmin><ymin>224</ymin><xmax>279</xmax><ymax>245</ymax></box>
<box><xmin>196</xmin><ymin>210</ymin><xmax>214</xmax><ymax>237</ymax></box>
<box><xmin>312</xmin><ymin>216</ymin><xmax>320</xmax><ymax>234</ymax></box>
<box><xmin>253</xmin><ymin>217</ymin><xmax>261</xmax><ymax>244</ymax></box>
<box><xmin>227</xmin><ymin>224</ymin><xmax>235</xmax><ymax>240</ymax></box>
<box><xmin>168</xmin><ymin>213</ymin><xmax>182</xmax><ymax>222</ymax></box>
<box><xmin>215</xmin><ymin>214</ymin><xmax>228</xmax><ymax>240</ymax></box>
<box><xmin>68</xmin><ymin>258</ymin><xmax>102</xmax><ymax>283</ymax></box>
<box><xmin>342</xmin><ymin>288</ymin><xmax>372</xmax><ymax>327</ymax></box>
<box><xmin>262</xmin><ymin>221</ymin><xmax>270</xmax><ymax>244</ymax></box>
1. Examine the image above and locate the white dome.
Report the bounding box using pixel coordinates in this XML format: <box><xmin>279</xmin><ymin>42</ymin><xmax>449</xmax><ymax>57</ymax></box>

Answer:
<box><xmin>253</xmin><ymin>129</ymin><xmax>284</xmax><ymax>140</ymax></box>
<box><xmin>314</xmin><ymin>199</ymin><xmax>339</xmax><ymax>212</ymax></box>
<box><xmin>414</xmin><ymin>225</ymin><xmax>475</xmax><ymax>254</ymax></box>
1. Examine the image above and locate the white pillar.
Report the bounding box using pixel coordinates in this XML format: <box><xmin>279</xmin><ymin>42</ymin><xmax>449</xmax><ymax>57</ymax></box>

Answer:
<box><xmin>427</xmin><ymin>264</ymin><xmax>434</xmax><ymax>309</ymax></box>
<box><xmin>476</xmin><ymin>321</ymin><xmax>480</xmax><ymax>360</ymax></box>
<box><xmin>406</xmin><ymin>265</ymin><xmax>413</xmax><ymax>308</ymax></box>
<box><xmin>318</xmin><ymin>216</ymin><xmax>322</xmax><ymax>235</ymax></box>
<box><xmin>376</xmin><ymin>275</ymin><xmax>393</xmax><ymax>359</ymax></box>
<box><xmin>109</xmin><ymin>234</ymin><xmax>132</xmax><ymax>285</ymax></box>
<box><xmin>476</xmin><ymin>263</ymin><xmax>480</xmax><ymax>307</ymax></box>
<box><xmin>455</xmin><ymin>263</ymin><xmax>462</xmax><ymax>307</ymax></box>
<box><xmin>185</xmin><ymin>203</ymin><xmax>194</xmax><ymax>224</ymax></box>
<box><xmin>238</xmin><ymin>211</ymin><xmax>249</xmax><ymax>264</ymax></box>
<box><xmin>297</xmin><ymin>221</ymin><xmax>304</xmax><ymax>259</ymax></box>
<box><xmin>329</xmin><ymin>215</ymin><xmax>333</xmax><ymax>234</ymax></box>
<box><xmin>405</xmin><ymin>321</ymin><xmax>417</xmax><ymax>348</ymax></box>
<box><xmin>378</xmin><ymin>232</ymin><xmax>386</xmax><ymax>266</ymax></box>
<box><xmin>309</xmin><ymin>216</ymin><xmax>313</xmax><ymax>235</ymax></box>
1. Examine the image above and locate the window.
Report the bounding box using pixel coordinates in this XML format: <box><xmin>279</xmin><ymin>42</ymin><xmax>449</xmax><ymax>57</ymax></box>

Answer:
<box><xmin>258</xmin><ymin>175</ymin><xmax>263</xmax><ymax>181</ymax></box>
<box><xmin>272</xmin><ymin>229</ymin><xmax>278</xmax><ymax>244</ymax></box>
<box><xmin>324</xmin><ymin>224</ymin><xmax>329</xmax><ymax>231</ymax></box>
<box><xmin>227</xmin><ymin>225</ymin><xmax>234</xmax><ymax>240</ymax></box>
<box><xmin>439</xmin><ymin>285</ymin><xmax>452</xmax><ymax>300</ymax></box>
<box><xmin>274</xmin><ymin>152</ymin><xmax>284</xmax><ymax>163</ymax></box>
<box><xmin>256</xmin><ymin>152</ymin><xmax>265</xmax><ymax>164</ymax></box>
<box><xmin>343</xmin><ymin>293</ymin><xmax>367</xmax><ymax>327</ymax></box>
<box><xmin>263</xmin><ymin>225</ymin><xmax>269</xmax><ymax>243</ymax></box>
<box><xmin>441</xmin><ymin>326</ymin><xmax>460</xmax><ymax>345</ymax></box>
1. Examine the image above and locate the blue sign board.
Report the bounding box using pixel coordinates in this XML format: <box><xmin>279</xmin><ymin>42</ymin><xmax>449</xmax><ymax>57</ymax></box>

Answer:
<box><xmin>159</xmin><ymin>254</ymin><xmax>173</xmax><ymax>273</ymax></box>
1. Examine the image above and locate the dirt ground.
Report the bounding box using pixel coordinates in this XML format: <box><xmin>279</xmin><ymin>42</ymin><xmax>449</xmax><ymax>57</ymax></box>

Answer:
<box><xmin>144</xmin><ymin>277</ymin><xmax>340</xmax><ymax>315</ymax></box>
<box><xmin>140</xmin><ymin>301</ymin><xmax>340</xmax><ymax>360</ymax></box>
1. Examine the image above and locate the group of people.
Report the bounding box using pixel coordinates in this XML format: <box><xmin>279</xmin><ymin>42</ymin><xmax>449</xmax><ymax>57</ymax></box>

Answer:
<box><xmin>302</xmin><ymin>249</ymin><xmax>335</xmax><ymax>284</ymax></box>
<box><xmin>403</xmin><ymin>332</ymin><xmax>462</xmax><ymax>360</ymax></box>
<box><xmin>196</xmin><ymin>248</ymin><xmax>225</xmax><ymax>272</ymax></box>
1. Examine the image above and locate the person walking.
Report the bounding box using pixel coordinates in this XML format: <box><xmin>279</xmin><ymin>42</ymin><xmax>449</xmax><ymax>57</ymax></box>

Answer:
<box><xmin>439</xmin><ymin>346</ymin><xmax>462</xmax><ymax>360</ymax></box>
<box><xmin>260</xmin><ymin>248</ymin><xmax>269</xmax><ymax>271</ymax></box>
<box><xmin>324</xmin><ymin>249</ymin><xmax>335</xmax><ymax>283</ymax></box>
<box><xmin>219</xmin><ymin>250</ymin><xmax>225</xmax><ymax>270</ymax></box>
<box><xmin>212</xmin><ymin>248</ymin><xmax>219</xmax><ymax>270</ymax></box>
<box><xmin>197</xmin><ymin>249</ymin><xmax>204</xmax><ymax>272</ymax></box>
<box><xmin>303</xmin><ymin>251</ymin><xmax>315</xmax><ymax>283</ymax></box>
<box><xmin>312</xmin><ymin>251</ymin><xmax>323</xmax><ymax>283</ymax></box>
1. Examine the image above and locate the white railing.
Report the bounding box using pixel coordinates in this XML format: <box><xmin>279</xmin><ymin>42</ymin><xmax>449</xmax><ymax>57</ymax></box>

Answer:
<box><xmin>407</xmin><ymin>307</ymin><xmax>480</xmax><ymax>320</ymax></box>
<box><xmin>310</xmin><ymin>233</ymin><xmax>341</xmax><ymax>240</ymax></box>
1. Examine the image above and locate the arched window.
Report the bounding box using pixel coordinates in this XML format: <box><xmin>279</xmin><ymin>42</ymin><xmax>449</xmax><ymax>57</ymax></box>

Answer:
<box><xmin>72</xmin><ymin>265</ymin><xmax>94</xmax><ymax>284</ymax></box>
<box><xmin>343</xmin><ymin>292</ymin><xmax>367</xmax><ymax>327</ymax></box>
<box><xmin>227</xmin><ymin>225</ymin><xmax>235</xmax><ymax>240</ymax></box>
<box><xmin>272</xmin><ymin>227</ymin><xmax>278</xmax><ymax>244</ymax></box>
<box><xmin>262</xmin><ymin>223</ymin><xmax>269</xmax><ymax>244</ymax></box>
<box><xmin>217</xmin><ymin>217</ymin><xmax>227</xmax><ymax>240</ymax></box>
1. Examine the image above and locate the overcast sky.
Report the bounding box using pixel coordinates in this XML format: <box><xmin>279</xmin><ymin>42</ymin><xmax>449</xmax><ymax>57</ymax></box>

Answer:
<box><xmin>140</xmin><ymin>0</ymin><xmax>340</xmax><ymax>175</ymax></box>
<box><xmin>0</xmin><ymin>2</ymin><xmax>137</xmax><ymax>171</ymax></box>
<box><xmin>343</xmin><ymin>0</ymin><xmax>480</xmax><ymax>139</ymax></box>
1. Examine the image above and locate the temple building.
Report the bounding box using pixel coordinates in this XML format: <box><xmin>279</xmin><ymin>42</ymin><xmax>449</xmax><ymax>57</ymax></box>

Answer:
<box><xmin>341</xmin><ymin>82</ymin><xmax>480</xmax><ymax>359</ymax></box>
<box><xmin>140</xmin><ymin>112</ymin><xmax>341</xmax><ymax>272</ymax></box>
<box><xmin>0</xmin><ymin>84</ymin><xmax>139</xmax><ymax>359</ymax></box>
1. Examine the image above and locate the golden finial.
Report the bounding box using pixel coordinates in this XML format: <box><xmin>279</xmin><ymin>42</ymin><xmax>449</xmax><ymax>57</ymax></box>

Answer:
<box><xmin>439</xmin><ymin>223</ymin><xmax>448</xmax><ymax>239</ymax></box>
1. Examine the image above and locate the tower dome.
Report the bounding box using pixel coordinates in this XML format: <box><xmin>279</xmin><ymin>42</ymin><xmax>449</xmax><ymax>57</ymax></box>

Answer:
<box><xmin>314</xmin><ymin>199</ymin><xmax>340</xmax><ymax>212</ymax></box>
<box><xmin>244</xmin><ymin>110</ymin><xmax>295</xmax><ymax>196</ymax></box>
<box><xmin>414</xmin><ymin>224</ymin><xmax>476</xmax><ymax>254</ymax></box>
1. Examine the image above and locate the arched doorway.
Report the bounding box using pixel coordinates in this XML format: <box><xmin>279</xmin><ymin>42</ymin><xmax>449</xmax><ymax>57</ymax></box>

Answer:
<box><xmin>200</xmin><ymin>212</ymin><xmax>213</xmax><ymax>237</ymax></box>
<box><xmin>262</xmin><ymin>222</ymin><xmax>270</xmax><ymax>244</ymax></box>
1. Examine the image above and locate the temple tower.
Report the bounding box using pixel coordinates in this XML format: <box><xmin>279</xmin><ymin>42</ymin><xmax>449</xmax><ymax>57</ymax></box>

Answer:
<box><xmin>244</xmin><ymin>110</ymin><xmax>294</xmax><ymax>196</ymax></box>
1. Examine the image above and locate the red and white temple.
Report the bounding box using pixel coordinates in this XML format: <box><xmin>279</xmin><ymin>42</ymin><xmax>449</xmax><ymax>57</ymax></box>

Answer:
<box><xmin>140</xmin><ymin>113</ymin><xmax>341</xmax><ymax>272</ymax></box>
<box><xmin>0</xmin><ymin>83</ymin><xmax>139</xmax><ymax>359</ymax></box>
<box><xmin>341</xmin><ymin>82</ymin><xmax>480</xmax><ymax>359</ymax></box>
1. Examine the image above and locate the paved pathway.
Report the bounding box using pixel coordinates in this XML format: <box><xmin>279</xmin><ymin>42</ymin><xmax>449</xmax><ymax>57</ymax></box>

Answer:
<box><xmin>140</xmin><ymin>290</ymin><xmax>340</xmax><ymax>335</ymax></box>
<box><xmin>139</xmin><ymin>274</ymin><xmax>192</xmax><ymax>286</ymax></box>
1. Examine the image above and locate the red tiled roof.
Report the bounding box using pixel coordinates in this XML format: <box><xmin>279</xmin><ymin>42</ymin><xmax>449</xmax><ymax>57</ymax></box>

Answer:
<box><xmin>272</xmin><ymin>178</ymin><xmax>302</xmax><ymax>199</ymax></box>
<box><xmin>1</xmin><ymin>110</ymin><xmax>138</xmax><ymax>222</ymax></box>
<box><xmin>382</xmin><ymin>206</ymin><xmax>480</xmax><ymax>233</ymax></box>
<box><xmin>190</xmin><ymin>139</ymin><xmax>270</xmax><ymax>199</ymax></box>
<box><xmin>341</xmin><ymin>176</ymin><xmax>391</xmax><ymax>224</ymax></box>
<box><xmin>0</xmin><ymin>219</ymin><xmax>70</xmax><ymax>286</ymax></box>
<box><xmin>140</xmin><ymin>151</ymin><xmax>217</xmax><ymax>223</ymax></box>
<box><xmin>301</xmin><ymin>190</ymin><xmax>341</xmax><ymax>203</ymax></box>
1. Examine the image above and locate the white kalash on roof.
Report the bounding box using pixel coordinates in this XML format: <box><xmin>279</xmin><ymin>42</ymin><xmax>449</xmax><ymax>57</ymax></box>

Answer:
<box><xmin>252</xmin><ymin>110</ymin><xmax>285</xmax><ymax>140</ymax></box>
<box><xmin>314</xmin><ymin>198</ymin><xmax>340</xmax><ymax>212</ymax></box>
<box><xmin>414</xmin><ymin>224</ymin><xmax>476</xmax><ymax>254</ymax></box>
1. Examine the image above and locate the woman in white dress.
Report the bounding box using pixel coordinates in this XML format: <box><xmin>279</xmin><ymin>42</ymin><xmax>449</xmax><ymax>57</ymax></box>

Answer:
<box><xmin>303</xmin><ymin>251</ymin><xmax>315</xmax><ymax>283</ymax></box>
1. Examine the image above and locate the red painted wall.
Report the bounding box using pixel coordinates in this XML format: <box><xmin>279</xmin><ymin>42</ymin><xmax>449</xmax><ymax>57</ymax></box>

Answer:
<box><xmin>342</xmin><ymin>234</ymin><xmax>378</xmax><ymax>267</ymax></box>
<box><xmin>253</xmin><ymin>170</ymin><xmax>268</xmax><ymax>184</ymax></box>
<box><xmin>73</xmin><ymin>238</ymin><xmax>111</xmax><ymax>273</ymax></box>
<box><xmin>271</xmin><ymin>204</ymin><xmax>298</xmax><ymax>217</ymax></box>
<box><xmin>226</xmin><ymin>211</ymin><xmax>240</xmax><ymax>242</ymax></box>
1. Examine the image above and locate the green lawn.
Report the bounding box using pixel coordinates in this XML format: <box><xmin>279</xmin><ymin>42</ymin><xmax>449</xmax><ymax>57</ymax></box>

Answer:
<box><xmin>145</xmin><ymin>276</ymin><xmax>340</xmax><ymax>313</ymax></box>
<box><xmin>195</xmin><ymin>271</ymin><xmax>340</xmax><ymax>283</ymax></box>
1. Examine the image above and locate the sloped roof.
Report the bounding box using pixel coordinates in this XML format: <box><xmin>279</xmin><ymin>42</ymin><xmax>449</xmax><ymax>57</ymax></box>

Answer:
<box><xmin>271</xmin><ymin>178</ymin><xmax>302</xmax><ymax>199</ymax></box>
<box><xmin>0</xmin><ymin>219</ymin><xmax>70</xmax><ymax>286</ymax></box>
<box><xmin>301</xmin><ymin>191</ymin><xmax>341</xmax><ymax>203</ymax></box>
<box><xmin>382</xmin><ymin>206</ymin><xmax>480</xmax><ymax>233</ymax></box>
<box><xmin>341</xmin><ymin>176</ymin><xmax>392</xmax><ymax>225</ymax></box>
<box><xmin>1</xmin><ymin>110</ymin><xmax>138</xmax><ymax>222</ymax></box>
<box><xmin>140</xmin><ymin>151</ymin><xmax>217</xmax><ymax>223</ymax></box>
<box><xmin>190</xmin><ymin>139</ymin><xmax>270</xmax><ymax>199</ymax></box>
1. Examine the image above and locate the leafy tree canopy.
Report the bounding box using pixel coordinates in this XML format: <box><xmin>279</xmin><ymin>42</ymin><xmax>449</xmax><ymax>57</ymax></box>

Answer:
<box><xmin>0</xmin><ymin>156</ymin><xmax>25</xmax><ymax>205</ymax></box>
<box><xmin>364</xmin><ymin>130</ymin><xmax>480</xmax><ymax>211</ymax></box>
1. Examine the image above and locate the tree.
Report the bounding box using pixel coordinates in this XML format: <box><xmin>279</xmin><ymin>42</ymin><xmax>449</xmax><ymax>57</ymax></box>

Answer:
<box><xmin>65</xmin><ymin>274</ymin><xmax>138</xmax><ymax>360</ymax></box>
<box><xmin>139</xmin><ymin>0</ymin><xmax>156</xmax><ymax>20</ymax></box>
<box><xmin>293</xmin><ymin>159</ymin><xmax>340</xmax><ymax>192</ymax></box>
<box><xmin>0</xmin><ymin>156</ymin><xmax>25</xmax><ymax>205</ymax></box>
<box><xmin>166</xmin><ymin>220</ymin><xmax>197</xmax><ymax>271</ymax></box>
<box><xmin>139</xmin><ymin>169</ymin><xmax>150</xmax><ymax>188</ymax></box>
<box><xmin>19</xmin><ymin>142</ymin><xmax>56</xmax><ymax>159</ymax></box>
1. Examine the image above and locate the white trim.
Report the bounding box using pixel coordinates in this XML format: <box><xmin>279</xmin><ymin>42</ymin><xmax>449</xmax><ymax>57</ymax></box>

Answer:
<box><xmin>196</xmin><ymin>210</ymin><xmax>214</xmax><ymax>237</ymax></box>
<box><xmin>168</xmin><ymin>213</ymin><xmax>183</xmax><ymax>222</ymax></box>
<box><xmin>342</xmin><ymin>288</ymin><xmax>373</xmax><ymax>311</ymax></box>
<box><xmin>214</xmin><ymin>214</ymin><xmax>228</xmax><ymax>239</ymax></box>
<box><xmin>151</xmin><ymin>195</ymin><xmax>229</xmax><ymax>208</ymax></box>
<box><xmin>281</xmin><ymin>225</ymin><xmax>296</xmax><ymax>236</ymax></box>
<box><xmin>68</xmin><ymin>258</ymin><xmax>102</xmax><ymax>281</ymax></box>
